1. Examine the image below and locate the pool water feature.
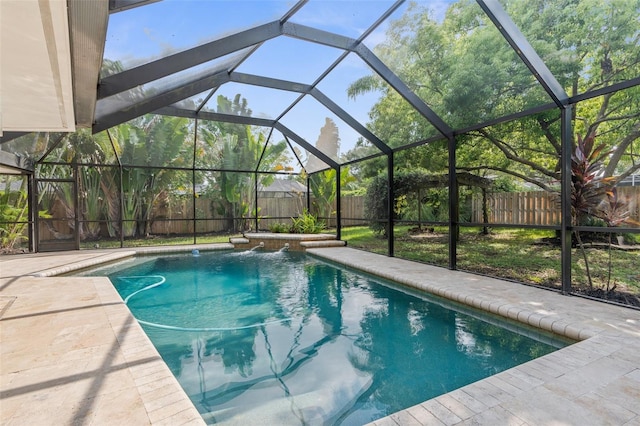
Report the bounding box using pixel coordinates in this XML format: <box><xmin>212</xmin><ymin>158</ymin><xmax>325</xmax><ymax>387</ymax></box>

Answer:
<box><xmin>83</xmin><ymin>250</ymin><xmax>569</xmax><ymax>425</ymax></box>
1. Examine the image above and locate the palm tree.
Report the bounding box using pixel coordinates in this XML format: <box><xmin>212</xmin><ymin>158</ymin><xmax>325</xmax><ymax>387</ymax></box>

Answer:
<box><xmin>198</xmin><ymin>95</ymin><xmax>290</xmax><ymax>232</ymax></box>
<box><xmin>108</xmin><ymin>115</ymin><xmax>191</xmax><ymax>237</ymax></box>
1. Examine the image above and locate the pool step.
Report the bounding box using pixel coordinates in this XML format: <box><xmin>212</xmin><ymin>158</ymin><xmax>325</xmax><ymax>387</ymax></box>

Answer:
<box><xmin>229</xmin><ymin>237</ymin><xmax>250</xmax><ymax>244</ymax></box>
<box><xmin>230</xmin><ymin>233</ymin><xmax>345</xmax><ymax>251</ymax></box>
<box><xmin>299</xmin><ymin>240</ymin><xmax>346</xmax><ymax>249</ymax></box>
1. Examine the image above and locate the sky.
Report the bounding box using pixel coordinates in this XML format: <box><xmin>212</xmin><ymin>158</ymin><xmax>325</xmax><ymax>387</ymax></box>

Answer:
<box><xmin>103</xmin><ymin>0</ymin><xmax>456</xmax><ymax>162</ymax></box>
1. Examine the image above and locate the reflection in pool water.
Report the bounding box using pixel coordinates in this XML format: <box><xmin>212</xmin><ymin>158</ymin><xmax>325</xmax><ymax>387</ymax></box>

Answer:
<box><xmin>87</xmin><ymin>251</ymin><xmax>568</xmax><ymax>425</ymax></box>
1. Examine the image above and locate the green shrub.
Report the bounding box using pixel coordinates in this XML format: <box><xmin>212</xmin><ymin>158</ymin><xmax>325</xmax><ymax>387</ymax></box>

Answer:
<box><xmin>291</xmin><ymin>210</ymin><xmax>325</xmax><ymax>234</ymax></box>
<box><xmin>268</xmin><ymin>222</ymin><xmax>290</xmax><ymax>233</ymax></box>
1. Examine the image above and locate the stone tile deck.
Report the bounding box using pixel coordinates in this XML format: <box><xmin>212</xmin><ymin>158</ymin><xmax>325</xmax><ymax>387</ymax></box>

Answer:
<box><xmin>1</xmin><ymin>245</ymin><xmax>229</xmax><ymax>426</ymax></box>
<box><xmin>1</xmin><ymin>245</ymin><xmax>639</xmax><ymax>425</ymax></box>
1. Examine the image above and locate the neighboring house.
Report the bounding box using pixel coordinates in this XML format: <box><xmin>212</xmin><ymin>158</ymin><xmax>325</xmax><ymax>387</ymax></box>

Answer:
<box><xmin>258</xmin><ymin>179</ymin><xmax>307</xmax><ymax>198</ymax></box>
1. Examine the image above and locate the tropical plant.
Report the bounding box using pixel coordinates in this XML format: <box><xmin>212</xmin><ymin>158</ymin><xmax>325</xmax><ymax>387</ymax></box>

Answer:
<box><xmin>570</xmin><ymin>131</ymin><xmax>639</xmax><ymax>290</ymax></box>
<box><xmin>291</xmin><ymin>210</ymin><xmax>325</xmax><ymax>234</ymax></box>
<box><xmin>68</xmin><ymin>130</ymin><xmax>113</xmax><ymax>240</ymax></box>
<box><xmin>109</xmin><ymin>115</ymin><xmax>191</xmax><ymax>237</ymax></box>
<box><xmin>198</xmin><ymin>95</ymin><xmax>290</xmax><ymax>232</ymax></box>
<box><xmin>571</xmin><ymin>133</ymin><xmax>615</xmax><ymax>223</ymax></box>
<box><xmin>599</xmin><ymin>188</ymin><xmax>637</xmax><ymax>290</ymax></box>
<box><xmin>309</xmin><ymin>167</ymin><xmax>356</xmax><ymax>221</ymax></box>
<box><xmin>0</xmin><ymin>176</ymin><xmax>29</xmax><ymax>250</ymax></box>
<box><xmin>571</xmin><ymin>132</ymin><xmax>613</xmax><ymax>288</ymax></box>
<box><xmin>35</xmin><ymin>129</ymin><xmax>120</xmax><ymax>240</ymax></box>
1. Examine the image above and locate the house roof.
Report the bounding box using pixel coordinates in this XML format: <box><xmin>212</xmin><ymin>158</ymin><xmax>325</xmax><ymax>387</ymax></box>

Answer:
<box><xmin>259</xmin><ymin>179</ymin><xmax>307</xmax><ymax>193</ymax></box>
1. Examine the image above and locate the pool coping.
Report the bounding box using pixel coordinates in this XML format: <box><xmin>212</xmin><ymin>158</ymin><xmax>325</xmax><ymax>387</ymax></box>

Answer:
<box><xmin>2</xmin><ymin>245</ymin><xmax>639</xmax><ymax>425</ymax></box>
<box><xmin>28</xmin><ymin>243</ymin><xmax>234</xmax><ymax>277</ymax></box>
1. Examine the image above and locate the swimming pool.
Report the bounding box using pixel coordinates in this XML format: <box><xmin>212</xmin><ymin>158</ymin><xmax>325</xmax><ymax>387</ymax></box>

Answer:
<box><xmin>81</xmin><ymin>250</ymin><xmax>569</xmax><ymax>425</ymax></box>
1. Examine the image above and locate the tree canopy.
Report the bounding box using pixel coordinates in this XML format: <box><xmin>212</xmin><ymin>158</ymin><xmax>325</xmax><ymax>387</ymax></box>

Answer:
<box><xmin>347</xmin><ymin>0</ymin><xmax>639</xmax><ymax>189</ymax></box>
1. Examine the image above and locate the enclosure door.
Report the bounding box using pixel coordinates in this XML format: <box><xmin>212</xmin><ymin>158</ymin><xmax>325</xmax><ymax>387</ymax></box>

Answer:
<box><xmin>36</xmin><ymin>178</ymin><xmax>78</xmax><ymax>251</ymax></box>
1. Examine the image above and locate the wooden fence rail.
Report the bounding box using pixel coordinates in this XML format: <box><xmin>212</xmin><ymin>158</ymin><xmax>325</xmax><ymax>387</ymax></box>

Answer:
<box><xmin>111</xmin><ymin>187</ymin><xmax>640</xmax><ymax>236</ymax></box>
<box><xmin>36</xmin><ymin>186</ymin><xmax>638</xmax><ymax>243</ymax></box>
<box><xmin>471</xmin><ymin>187</ymin><xmax>640</xmax><ymax>225</ymax></box>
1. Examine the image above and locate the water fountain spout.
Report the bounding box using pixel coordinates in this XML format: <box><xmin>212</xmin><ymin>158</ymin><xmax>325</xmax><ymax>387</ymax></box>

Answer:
<box><xmin>249</xmin><ymin>242</ymin><xmax>265</xmax><ymax>251</ymax></box>
<box><xmin>279</xmin><ymin>243</ymin><xmax>290</xmax><ymax>252</ymax></box>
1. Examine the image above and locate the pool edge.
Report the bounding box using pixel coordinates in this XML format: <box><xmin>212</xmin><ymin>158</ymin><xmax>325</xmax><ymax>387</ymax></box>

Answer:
<box><xmin>306</xmin><ymin>247</ymin><xmax>640</xmax><ymax>426</ymax></box>
<box><xmin>3</xmin><ymin>246</ymin><xmax>638</xmax><ymax>426</ymax></box>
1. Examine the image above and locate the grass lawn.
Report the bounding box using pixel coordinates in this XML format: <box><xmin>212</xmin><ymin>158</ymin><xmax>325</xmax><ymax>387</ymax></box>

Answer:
<box><xmin>79</xmin><ymin>233</ymin><xmax>241</xmax><ymax>249</ymax></box>
<box><xmin>342</xmin><ymin>226</ymin><xmax>640</xmax><ymax>298</ymax></box>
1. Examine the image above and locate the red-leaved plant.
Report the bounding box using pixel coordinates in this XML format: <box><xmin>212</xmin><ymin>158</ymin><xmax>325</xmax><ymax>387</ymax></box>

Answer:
<box><xmin>571</xmin><ymin>132</ymin><xmax>637</xmax><ymax>290</ymax></box>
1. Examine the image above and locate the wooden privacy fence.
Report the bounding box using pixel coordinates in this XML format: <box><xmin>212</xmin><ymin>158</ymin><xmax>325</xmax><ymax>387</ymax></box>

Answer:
<box><xmin>148</xmin><ymin>187</ymin><xmax>639</xmax><ymax>234</ymax></box>
<box><xmin>149</xmin><ymin>196</ymin><xmax>368</xmax><ymax>234</ymax></box>
<box><xmin>471</xmin><ymin>186</ymin><xmax>640</xmax><ymax>225</ymax></box>
<box><xmin>259</xmin><ymin>196</ymin><xmax>367</xmax><ymax>228</ymax></box>
<box><xmin>471</xmin><ymin>191</ymin><xmax>561</xmax><ymax>225</ymax></box>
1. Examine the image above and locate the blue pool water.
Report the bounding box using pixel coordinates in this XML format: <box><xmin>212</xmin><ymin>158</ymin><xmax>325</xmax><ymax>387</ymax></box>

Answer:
<box><xmin>82</xmin><ymin>250</ymin><xmax>568</xmax><ymax>425</ymax></box>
